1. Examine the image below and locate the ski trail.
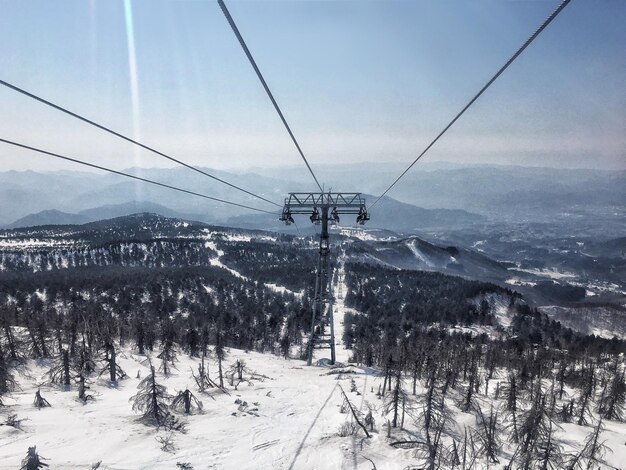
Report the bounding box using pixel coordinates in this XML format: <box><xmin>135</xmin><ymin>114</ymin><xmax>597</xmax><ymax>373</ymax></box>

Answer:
<box><xmin>205</xmin><ymin>237</ymin><xmax>302</xmax><ymax>297</ymax></box>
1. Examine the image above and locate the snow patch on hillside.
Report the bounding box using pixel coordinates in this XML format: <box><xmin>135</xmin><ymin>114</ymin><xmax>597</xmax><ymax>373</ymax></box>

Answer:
<box><xmin>471</xmin><ymin>292</ymin><xmax>516</xmax><ymax>329</ymax></box>
<box><xmin>512</xmin><ymin>266</ymin><xmax>577</xmax><ymax>280</ymax></box>
<box><xmin>406</xmin><ymin>239</ymin><xmax>434</xmax><ymax>267</ymax></box>
<box><xmin>265</xmin><ymin>283</ymin><xmax>303</xmax><ymax>299</ymax></box>
<box><xmin>204</xmin><ymin>238</ymin><xmax>301</xmax><ymax>297</ymax></box>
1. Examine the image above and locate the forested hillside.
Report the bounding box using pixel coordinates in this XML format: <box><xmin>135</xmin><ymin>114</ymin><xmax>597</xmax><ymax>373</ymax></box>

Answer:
<box><xmin>0</xmin><ymin>214</ymin><xmax>624</xmax><ymax>469</ymax></box>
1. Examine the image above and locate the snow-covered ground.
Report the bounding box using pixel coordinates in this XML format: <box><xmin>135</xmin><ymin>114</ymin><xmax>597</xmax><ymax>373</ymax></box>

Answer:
<box><xmin>3</xmin><ymin>343</ymin><xmax>626</xmax><ymax>469</ymax></box>
<box><xmin>406</xmin><ymin>239</ymin><xmax>436</xmax><ymax>267</ymax></box>
<box><xmin>204</xmin><ymin>240</ymin><xmax>246</xmax><ymax>280</ymax></box>
<box><xmin>1</xmin><ymin>347</ymin><xmax>385</xmax><ymax>469</ymax></box>
<box><xmin>510</xmin><ymin>266</ymin><xmax>577</xmax><ymax>280</ymax></box>
<box><xmin>326</xmin><ymin>257</ymin><xmax>356</xmax><ymax>365</ymax></box>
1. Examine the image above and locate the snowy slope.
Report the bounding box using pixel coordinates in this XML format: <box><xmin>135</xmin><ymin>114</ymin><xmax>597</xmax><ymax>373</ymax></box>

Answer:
<box><xmin>2</xmin><ymin>344</ymin><xmax>626</xmax><ymax>470</ymax></box>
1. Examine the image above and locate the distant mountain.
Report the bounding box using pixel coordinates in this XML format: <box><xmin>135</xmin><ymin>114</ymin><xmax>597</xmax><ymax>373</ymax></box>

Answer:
<box><xmin>7</xmin><ymin>190</ymin><xmax>485</xmax><ymax>235</ymax></box>
<box><xmin>8</xmin><ymin>209</ymin><xmax>91</xmax><ymax>228</ymax></box>
<box><xmin>1</xmin><ymin>164</ymin><xmax>623</xmax><ymax>236</ymax></box>
<box><xmin>226</xmin><ymin>194</ymin><xmax>485</xmax><ymax>234</ymax></box>
<box><xmin>77</xmin><ymin>201</ymin><xmax>207</xmax><ymax>224</ymax></box>
<box><xmin>5</xmin><ymin>201</ymin><xmax>210</xmax><ymax>230</ymax></box>
<box><xmin>347</xmin><ymin>235</ymin><xmax>510</xmax><ymax>281</ymax></box>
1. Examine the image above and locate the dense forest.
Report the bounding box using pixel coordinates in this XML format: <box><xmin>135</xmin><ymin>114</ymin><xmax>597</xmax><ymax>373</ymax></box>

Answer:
<box><xmin>216</xmin><ymin>237</ymin><xmax>324</xmax><ymax>293</ymax></box>
<box><xmin>0</xmin><ymin>264</ymin><xmax>313</xmax><ymax>354</ymax></box>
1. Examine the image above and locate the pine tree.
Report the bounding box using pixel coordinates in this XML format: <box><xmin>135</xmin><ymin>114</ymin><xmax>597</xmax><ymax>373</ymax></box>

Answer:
<box><xmin>157</xmin><ymin>341</ymin><xmax>178</xmax><ymax>376</ymax></box>
<box><xmin>100</xmin><ymin>342</ymin><xmax>127</xmax><ymax>383</ymax></box>
<box><xmin>130</xmin><ymin>360</ymin><xmax>172</xmax><ymax>426</ymax></box>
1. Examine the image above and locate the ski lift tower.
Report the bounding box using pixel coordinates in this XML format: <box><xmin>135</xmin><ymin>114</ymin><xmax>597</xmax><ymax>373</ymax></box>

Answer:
<box><xmin>280</xmin><ymin>192</ymin><xmax>369</xmax><ymax>366</ymax></box>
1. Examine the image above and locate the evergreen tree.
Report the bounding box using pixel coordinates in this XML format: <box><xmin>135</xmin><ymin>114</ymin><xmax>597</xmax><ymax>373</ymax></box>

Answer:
<box><xmin>130</xmin><ymin>360</ymin><xmax>172</xmax><ymax>427</ymax></box>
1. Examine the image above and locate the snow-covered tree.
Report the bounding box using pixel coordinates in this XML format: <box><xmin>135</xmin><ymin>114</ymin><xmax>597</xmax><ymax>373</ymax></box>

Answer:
<box><xmin>130</xmin><ymin>360</ymin><xmax>172</xmax><ymax>426</ymax></box>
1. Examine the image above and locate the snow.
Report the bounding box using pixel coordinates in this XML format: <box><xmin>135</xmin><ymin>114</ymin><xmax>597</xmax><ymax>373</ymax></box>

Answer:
<box><xmin>511</xmin><ymin>266</ymin><xmax>577</xmax><ymax>280</ymax></box>
<box><xmin>265</xmin><ymin>283</ymin><xmax>303</xmax><ymax>299</ymax></box>
<box><xmin>2</xmin><ymin>234</ymin><xmax>626</xmax><ymax>468</ymax></box>
<box><xmin>406</xmin><ymin>239</ymin><xmax>434</xmax><ymax>267</ymax></box>
<box><xmin>0</xmin><ymin>348</ymin><xmax>384</xmax><ymax>469</ymax></box>
<box><xmin>0</xmin><ymin>238</ymin><xmax>77</xmax><ymax>249</ymax></box>
<box><xmin>471</xmin><ymin>240</ymin><xmax>486</xmax><ymax>252</ymax></box>
<box><xmin>505</xmin><ymin>277</ymin><xmax>537</xmax><ymax>287</ymax></box>
<box><xmin>3</xmin><ymin>343</ymin><xmax>626</xmax><ymax>469</ymax></box>
<box><xmin>324</xmin><ymin>257</ymin><xmax>355</xmax><ymax>364</ymax></box>
<box><xmin>337</xmin><ymin>228</ymin><xmax>377</xmax><ymax>241</ymax></box>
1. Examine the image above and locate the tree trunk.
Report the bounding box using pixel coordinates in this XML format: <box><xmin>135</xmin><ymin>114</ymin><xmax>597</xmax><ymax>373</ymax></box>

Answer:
<box><xmin>63</xmin><ymin>349</ymin><xmax>71</xmax><ymax>387</ymax></box>
<box><xmin>109</xmin><ymin>344</ymin><xmax>117</xmax><ymax>382</ymax></box>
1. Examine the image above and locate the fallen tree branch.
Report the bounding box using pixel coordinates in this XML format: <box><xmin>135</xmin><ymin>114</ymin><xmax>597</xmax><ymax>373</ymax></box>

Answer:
<box><xmin>389</xmin><ymin>440</ymin><xmax>426</xmax><ymax>448</ymax></box>
<box><xmin>362</xmin><ymin>456</ymin><xmax>377</xmax><ymax>469</ymax></box>
<box><xmin>338</xmin><ymin>384</ymin><xmax>370</xmax><ymax>438</ymax></box>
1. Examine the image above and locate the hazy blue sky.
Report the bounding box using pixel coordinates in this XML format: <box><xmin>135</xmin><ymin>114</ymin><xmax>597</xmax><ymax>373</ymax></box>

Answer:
<box><xmin>1</xmin><ymin>0</ymin><xmax>624</xmax><ymax>173</ymax></box>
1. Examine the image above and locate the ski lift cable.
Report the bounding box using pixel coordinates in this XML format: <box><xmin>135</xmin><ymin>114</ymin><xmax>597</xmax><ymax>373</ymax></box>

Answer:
<box><xmin>0</xmin><ymin>79</ymin><xmax>281</xmax><ymax>208</ymax></box>
<box><xmin>0</xmin><ymin>138</ymin><xmax>279</xmax><ymax>215</ymax></box>
<box><xmin>368</xmin><ymin>0</ymin><xmax>572</xmax><ymax>211</ymax></box>
<box><xmin>218</xmin><ymin>0</ymin><xmax>325</xmax><ymax>194</ymax></box>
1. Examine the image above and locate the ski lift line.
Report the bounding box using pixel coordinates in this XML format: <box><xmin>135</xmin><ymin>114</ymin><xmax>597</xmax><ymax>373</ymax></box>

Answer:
<box><xmin>0</xmin><ymin>79</ymin><xmax>281</xmax><ymax>208</ymax></box>
<box><xmin>368</xmin><ymin>0</ymin><xmax>572</xmax><ymax>211</ymax></box>
<box><xmin>0</xmin><ymin>138</ymin><xmax>279</xmax><ymax>215</ymax></box>
<box><xmin>218</xmin><ymin>0</ymin><xmax>324</xmax><ymax>194</ymax></box>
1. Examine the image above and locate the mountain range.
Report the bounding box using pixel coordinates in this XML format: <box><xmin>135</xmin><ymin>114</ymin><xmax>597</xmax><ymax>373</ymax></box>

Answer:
<box><xmin>1</xmin><ymin>164</ymin><xmax>623</xmax><ymax>237</ymax></box>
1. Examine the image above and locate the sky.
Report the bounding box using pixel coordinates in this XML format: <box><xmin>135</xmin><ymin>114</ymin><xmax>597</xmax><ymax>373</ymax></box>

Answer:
<box><xmin>0</xmin><ymin>0</ymin><xmax>624</xmax><ymax>174</ymax></box>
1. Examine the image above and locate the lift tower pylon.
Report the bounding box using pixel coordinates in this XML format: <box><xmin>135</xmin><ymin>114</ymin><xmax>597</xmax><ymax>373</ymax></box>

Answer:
<box><xmin>280</xmin><ymin>192</ymin><xmax>369</xmax><ymax>366</ymax></box>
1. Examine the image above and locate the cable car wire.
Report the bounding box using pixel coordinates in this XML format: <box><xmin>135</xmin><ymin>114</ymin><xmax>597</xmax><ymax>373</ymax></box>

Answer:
<box><xmin>0</xmin><ymin>138</ymin><xmax>278</xmax><ymax>215</ymax></box>
<box><xmin>0</xmin><ymin>79</ymin><xmax>281</xmax><ymax>207</ymax></box>
<box><xmin>218</xmin><ymin>0</ymin><xmax>324</xmax><ymax>194</ymax></box>
<box><xmin>368</xmin><ymin>0</ymin><xmax>572</xmax><ymax>211</ymax></box>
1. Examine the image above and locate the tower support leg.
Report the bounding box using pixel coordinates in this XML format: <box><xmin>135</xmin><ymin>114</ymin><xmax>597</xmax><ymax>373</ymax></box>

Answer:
<box><xmin>307</xmin><ymin>207</ymin><xmax>332</xmax><ymax>366</ymax></box>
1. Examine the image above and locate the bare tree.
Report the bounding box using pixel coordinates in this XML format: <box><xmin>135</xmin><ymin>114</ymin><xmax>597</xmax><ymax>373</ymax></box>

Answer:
<box><xmin>501</xmin><ymin>373</ymin><xmax>520</xmax><ymax>442</ymax></box>
<box><xmin>472</xmin><ymin>403</ymin><xmax>500</xmax><ymax>463</ymax></box>
<box><xmin>20</xmin><ymin>446</ymin><xmax>48</xmax><ymax>469</ymax></box>
<box><xmin>33</xmin><ymin>389</ymin><xmax>51</xmax><ymax>409</ymax></box>
<box><xmin>46</xmin><ymin>348</ymin><xmax>71</xmax><ymax>389</ymax></box>
<box><xmin>597</xmin><ymin>370</ymin><xmax>625</xmax><ymax>421</ymax></box>
<box><xmin>171</xmin><ymin>389</ymin><xmax>203</xmax><ymax>415</ymax></box>
<box><xmin>0</xmin><ymin>344</ymin><xmax>17</xmax><ymax>405</ymax></box>
<box><xmin>566</xmin><ymin>418</ymin><xmax>610</xmax><ymax>470</ymax></box>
